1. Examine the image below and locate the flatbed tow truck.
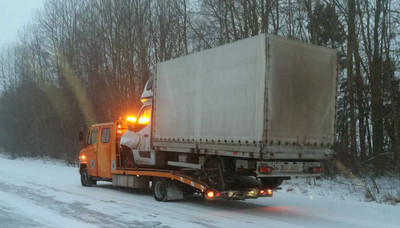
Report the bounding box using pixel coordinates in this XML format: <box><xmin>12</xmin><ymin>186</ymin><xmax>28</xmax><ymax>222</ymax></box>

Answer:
<box><xmin>78</xmin><ymin>120</ymin><xmax>273</xmax><ymax>202</ymax></box>
<box><xmin>78</xmin><ymin>34</ymin><xmax>336</xmax><ymax>202</ymax></box>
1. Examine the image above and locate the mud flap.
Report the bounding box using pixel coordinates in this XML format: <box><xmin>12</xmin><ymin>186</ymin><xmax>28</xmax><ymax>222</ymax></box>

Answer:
<box><xmin>166</xmin><ymin>180</ymin><xmax>184</xmax><ymax>201</ymax></box>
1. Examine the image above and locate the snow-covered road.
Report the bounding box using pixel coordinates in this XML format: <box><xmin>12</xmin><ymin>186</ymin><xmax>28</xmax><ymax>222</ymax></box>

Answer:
<box><xmin>0</xmin><ymin>157</ymin><xmax>399</xmax><ymax>228</ymax></box>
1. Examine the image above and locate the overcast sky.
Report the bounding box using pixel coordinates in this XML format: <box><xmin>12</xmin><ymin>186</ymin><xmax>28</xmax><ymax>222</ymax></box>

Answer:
<box><xmin>0</xmin><ymin>0</ymin><xmax>45</xmax><ymax>48</ymax></box>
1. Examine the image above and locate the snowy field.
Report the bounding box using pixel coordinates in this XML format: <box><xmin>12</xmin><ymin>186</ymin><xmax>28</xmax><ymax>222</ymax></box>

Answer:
<box><xmin>0</xmin><ymin>155</ymin><xmax>399</xmax><ymax>228</ymax></box>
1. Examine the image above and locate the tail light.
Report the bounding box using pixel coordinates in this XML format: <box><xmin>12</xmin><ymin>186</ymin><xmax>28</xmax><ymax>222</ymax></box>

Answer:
<box><xmin>310</xmin><ymin>167</ymin><xmax>322</xmax><ymax>173</ymax></box>
<box><xmin>206</xmin><ymin>191</ymin><xmax>220</xmax><ymax>199</ymax></box>
<box><xmin>259</xmin><ymin>188</ymin><xmax>273</xmax><ymax>196</ymax></box>
<box><xmin>259</xmin><ymin>166</ymin><xmax>273</xmax><ymax>174</ymax></box>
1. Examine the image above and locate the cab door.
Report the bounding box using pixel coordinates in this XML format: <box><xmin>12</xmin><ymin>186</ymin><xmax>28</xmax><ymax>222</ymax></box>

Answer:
<box><xmin>83</xmin><ymin>127</ymin><xmax>99</xmax><ymax>177</ymax></box>
<box><xmin>97</xmin><ymin>126</ymin><xmax>112</xmax><ymax>178</ymax></box>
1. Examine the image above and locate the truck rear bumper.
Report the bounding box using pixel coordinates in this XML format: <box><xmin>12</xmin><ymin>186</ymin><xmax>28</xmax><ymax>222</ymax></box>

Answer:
<box><xmin>204</xmin><ymin>188</ymin><xmax>273</xmax><ymax>200</ymax></box>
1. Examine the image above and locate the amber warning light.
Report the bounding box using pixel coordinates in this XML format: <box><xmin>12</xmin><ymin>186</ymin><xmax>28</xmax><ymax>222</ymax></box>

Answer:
<box><xmin>127</xmin><ymin>116</ymin><xmax>137</xmax><ymax>122</ymax></box>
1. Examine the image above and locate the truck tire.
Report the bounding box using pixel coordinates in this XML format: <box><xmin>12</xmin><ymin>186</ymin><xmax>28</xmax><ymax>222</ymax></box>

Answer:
<box><xmin>80</xmin><ymin>168</ymin><xmax>92</xmax><ymax>187</ymax></box>
<box><xmin>121</xmin><ymin>145</ymin><xmax>136</xmax><ymax>168</ymax></box>
<box><xmin>152</xmin><ymin>178</ymin><xmax>168</xmax><ymax>202</ymax></box>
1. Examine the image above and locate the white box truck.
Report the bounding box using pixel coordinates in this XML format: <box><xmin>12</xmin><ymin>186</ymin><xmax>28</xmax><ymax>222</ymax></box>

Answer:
<box><xmin>118</xmin><ymin>34</ymin><xmax>337</xmax><ymax>196</ymax></box>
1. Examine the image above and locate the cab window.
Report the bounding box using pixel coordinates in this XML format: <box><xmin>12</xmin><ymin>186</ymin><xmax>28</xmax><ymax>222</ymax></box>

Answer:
<box><xmin>87</xmin><ymin>129</ymin><xmax>98</xmax><ymax>145</ymax></box>
<box><xmin>101</xmin><ymin>128</ymin><xmax>110</xmax><ymax>143</ymax></box>
<box><xmin>135</xmin><ymin>105</ymin><xmax>151</xmax><ymax>132</ymax></box>
<box><xmin>146</xmin><ymin>77</ymin><xmax>153</xmax><ymax>90</ymax></box>
<box><xmin>138</xmin><ymin>105</ymin><xmax>151</xmax><ymax>125</ymax></box>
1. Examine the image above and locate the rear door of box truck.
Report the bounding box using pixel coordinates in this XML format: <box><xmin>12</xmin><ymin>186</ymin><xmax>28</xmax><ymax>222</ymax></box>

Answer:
<box><xmin>265</xmin><ymin>35</ymin><xmax>337</xmax><ymax>149</ymax></box>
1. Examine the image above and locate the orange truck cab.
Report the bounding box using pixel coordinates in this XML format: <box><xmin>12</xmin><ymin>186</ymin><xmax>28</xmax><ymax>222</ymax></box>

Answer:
<box><xmin>78</xmin><ymin>121</ymin><xmax>127</xmax><ymax>186</ymax></box>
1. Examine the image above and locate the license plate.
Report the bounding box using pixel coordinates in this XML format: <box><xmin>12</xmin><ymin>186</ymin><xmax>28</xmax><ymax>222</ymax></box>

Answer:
<box><xmin>282</xmin><ymin>164</ymin><xmax>301</xmax><ymax>172</ymax></box>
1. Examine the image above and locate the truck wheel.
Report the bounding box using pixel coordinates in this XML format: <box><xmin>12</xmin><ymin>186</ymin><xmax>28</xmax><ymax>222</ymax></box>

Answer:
<box><xmin>204</xmin><ymin>157</ymin><xmax>225</xmax><ymax>190</ymax></box>
<box><xmin>121</xmin><ymin>145</ymin><xmax>136</xmax><ymax>168</ymax></box>
<box><xmin>152</xmin><ymin>178</ymin><xmax>168</xmax><ymax>201</ymax></box>
<box><xmin>80</xmin><ymin>168</ymin><xmax>92</xmax><ymax>187</ymax></box>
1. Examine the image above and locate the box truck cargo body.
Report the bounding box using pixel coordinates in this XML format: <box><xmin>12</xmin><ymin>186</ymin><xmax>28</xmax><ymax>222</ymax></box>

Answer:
<box><xmin>153</xmin><ymin>34</ymin><xmax>337</xmax><ymax>161</ymax></box>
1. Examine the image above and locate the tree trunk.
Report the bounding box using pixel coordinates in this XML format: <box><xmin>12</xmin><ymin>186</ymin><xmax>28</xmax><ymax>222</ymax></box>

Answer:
<box><xmin>347</xmin><ymin>0</ymin><xmax>357</xmax><ymax>172</ymax></box>
<box><xmin>370</xmin><ymin>0</ymin><xmax>384</xmax><ymax>174</ymax></box>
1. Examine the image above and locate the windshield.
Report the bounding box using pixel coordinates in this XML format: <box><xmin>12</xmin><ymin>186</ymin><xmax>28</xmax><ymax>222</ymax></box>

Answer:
<box><xmin>137</xmin><ymin>105</ymin><xmax>151</xmax><ymax>125</ymax></box>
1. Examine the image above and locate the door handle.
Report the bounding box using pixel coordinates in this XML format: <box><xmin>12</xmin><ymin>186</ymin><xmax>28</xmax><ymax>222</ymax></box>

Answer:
<box><xmin>143</xmin><ymin>134</ymin><xmax>149</xmax><ymax>137</ymax></box>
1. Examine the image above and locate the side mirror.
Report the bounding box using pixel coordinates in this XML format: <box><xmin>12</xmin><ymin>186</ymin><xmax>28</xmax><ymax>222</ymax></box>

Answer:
<box><xmin>128</xmin><ymin>122</ymin><xmax>140</xmax><ymax>133</ymax></box>
<box><xmin>127</xmin><ymin>122</ymin><xmax>134</xmax><ymax>132</ymax></box>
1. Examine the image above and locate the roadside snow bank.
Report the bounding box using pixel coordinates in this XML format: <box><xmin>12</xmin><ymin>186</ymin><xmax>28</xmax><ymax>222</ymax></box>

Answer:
<box><xmin>283</xmin><ymin>175</ymin><xmax>400</xmax><ymax>206</ymax></box>
<box><xmin>0</xmin><ymin>153</ymin><xmax>75</xmax><ymax>167</ymax></box>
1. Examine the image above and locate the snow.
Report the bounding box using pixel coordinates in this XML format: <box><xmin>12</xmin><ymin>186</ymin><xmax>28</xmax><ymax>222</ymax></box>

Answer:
<box><xmin>282</xmin><ymin>175</ymin><xmax>400</xmax><ymax>205</ymax></box>
<box><xmin>0</xmin><ymin>156</ymin><xmax>399</xmax><ymax>228</ymax></box>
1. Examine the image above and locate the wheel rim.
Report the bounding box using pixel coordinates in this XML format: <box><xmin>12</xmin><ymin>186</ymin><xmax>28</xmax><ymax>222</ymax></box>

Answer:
<box><xmin>81</xmin><ymin>170</ymin><xmax>88</xmax><ymax>185</ymax></box>
<box><xmin>154</xmin><ymin>181</ymin><xmax>166</xmax><ymax>199</ymax></box>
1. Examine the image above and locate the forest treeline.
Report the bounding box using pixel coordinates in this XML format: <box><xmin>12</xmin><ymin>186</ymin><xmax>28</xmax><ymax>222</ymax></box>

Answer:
<box><xmin>0</xmin><ymin>0</ymin><xmax>399</xmax><ymax>174</ymax></box>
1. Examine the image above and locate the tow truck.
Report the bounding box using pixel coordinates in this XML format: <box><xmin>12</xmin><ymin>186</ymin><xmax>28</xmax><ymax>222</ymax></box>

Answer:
<box><xmin>78</xmin><ymin>120</ymin><xmax>273</xmax><ymax>201</ymax></box>
<box><xmin>78</xmin><ymin>34</ymin><xmax>336</xmax><ymax>201</ymax></box>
